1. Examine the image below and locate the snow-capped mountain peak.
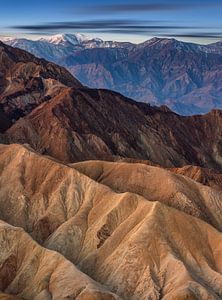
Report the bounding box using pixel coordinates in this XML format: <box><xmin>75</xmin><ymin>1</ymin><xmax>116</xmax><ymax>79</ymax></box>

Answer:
<box><xmin>74</xmin><ymin>33</ymin><xmax>92</xmax><ymax>43</ymax></box>
<box><xmin>39</xmin><ymin>33</ymin><xmax>93</xmax><ymax>46</ymax></box>
<box><xmin>0</xmin><ymin>36</ymin><xmax>15</xmax><ymax>42</ymax></box>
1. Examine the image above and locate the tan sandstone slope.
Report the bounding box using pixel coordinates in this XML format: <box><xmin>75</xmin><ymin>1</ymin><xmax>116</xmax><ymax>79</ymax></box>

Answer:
<box><xmin>72</xmin><ymin>160</ymin><xmax>222</xmax><ymax>231</ymax></box>
<box><xmin>0</xmin><ymin>221</ymin><xmax>118</xmax><ymax>300</ymax></box>
<box><xmin>0</xmin><ymin>144</ymin><xmax>222</xmax><ymax>299</ymax></box>
<box><xmin>169</xmin><ymin>165</ymin><xmax>222</xmax><ymax>191</ymax></box>
<box><xmin>110</xmin><ymin>157</ymin><xmax>222</xmax><ymax>190</ymax></box>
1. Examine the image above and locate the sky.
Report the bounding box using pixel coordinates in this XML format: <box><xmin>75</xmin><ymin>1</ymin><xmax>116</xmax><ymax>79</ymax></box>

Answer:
<box><xmin>0</xmin><ymin>0</ymin><xmax>222</xmax><ymax>44</ymax></box>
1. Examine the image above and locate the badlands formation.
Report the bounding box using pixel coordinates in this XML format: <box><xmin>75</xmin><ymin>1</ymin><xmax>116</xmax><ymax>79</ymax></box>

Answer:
<box><xmin>0</xmin><ymin>144</ymin><xmax>222</xmax><ymax>299</ymax></box>
<box><xmin>0</xmin><ymin>41</ymin><xmax>222</xmax><ymax>299</ymax></box>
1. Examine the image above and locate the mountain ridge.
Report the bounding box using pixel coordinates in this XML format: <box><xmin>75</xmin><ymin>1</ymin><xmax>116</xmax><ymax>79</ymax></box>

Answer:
<box><xmin>0</xmin><ymin>40</ymin><xmax>222</xmax><ymax>171</ymax></box>
<box><xmin>0</xmin><ymin>40</ymin><xmax>81</xmax><ymax>130</ymax></box>
<box><xmin>2</xmin><ymin>34</ymin><xmax>222</xmax><ymax>115</ymax></box>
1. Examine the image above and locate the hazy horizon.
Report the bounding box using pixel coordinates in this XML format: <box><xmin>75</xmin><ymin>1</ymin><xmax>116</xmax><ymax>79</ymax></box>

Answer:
<box><xmin>0</xmin><ymin>32</ymin><xmax>221</xmax><ymax>46</ymax></box>
<box><xmin>0</xmin><ymin>0</ymin><xmax>222</xmax><ymax>45</ymax></box>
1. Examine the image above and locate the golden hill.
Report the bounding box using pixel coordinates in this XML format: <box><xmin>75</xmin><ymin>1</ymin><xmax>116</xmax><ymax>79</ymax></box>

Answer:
<box><xmin>0</xmin><ymin>144</ymin><xmax>222</xmax><ymax>299</ymax></box>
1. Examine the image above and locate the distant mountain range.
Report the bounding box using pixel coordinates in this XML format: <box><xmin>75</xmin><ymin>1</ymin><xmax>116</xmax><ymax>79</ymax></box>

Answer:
<box><xmin>1</xmin><ymin>33</ymin><xmax>222</xmax><ymax>115</ymax></box>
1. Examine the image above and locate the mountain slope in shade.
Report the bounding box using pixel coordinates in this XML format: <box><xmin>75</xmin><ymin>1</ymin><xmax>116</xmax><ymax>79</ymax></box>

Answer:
<box><xmin>5</xmin><ymin>87</ymin><xmax>222</xmax><ymax>171</ymax></box>
<box><xmin>0</xmin><ymin>144</ymin><xmax>222</xmax><ymax>299</ymax></box>
<box><xmin>0</xmin><ymin>41</ymin><xmax>222</xmax><ymax>171</ymax></box>
<box><xmin>66</xmin><ymin>38</ymin><xmax>222</xmax><ymax>115</ymax></box>
<box><xmin>2</xmin><ymin>35</ymin><xmax>222</xmax><ymax>115</ymax></box>
<box><xmin>0</xmin><ymin>41</ymin><xmax>81</xmax><ymax>131</ymax></box>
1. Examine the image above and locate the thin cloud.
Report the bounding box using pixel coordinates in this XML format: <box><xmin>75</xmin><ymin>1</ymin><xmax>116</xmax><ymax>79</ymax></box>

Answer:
<box><xmin>162</xmin><ymin>33</ymin><xmax>222</xmax><ymax>39</ymax></box>
<box><xmin>9</xmin><ymin>20</ymin><xmax>221</xmax><ymax>40</ymax></box>
<box><xmin>10</xmin><ymin>20</ymin><xmax>201</xmax><ymax>32</ymax></box>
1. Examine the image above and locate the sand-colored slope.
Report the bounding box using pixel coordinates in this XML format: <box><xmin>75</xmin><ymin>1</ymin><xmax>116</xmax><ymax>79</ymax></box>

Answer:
<box><xmin>0</xmin><ymin>220</ymin><xmax>118</xmax><ymax>300</ymax></box>
<box><xmin>110</xmin><ymin>157</ymin><xmax>222</xmax><ymax>190</ymax></box>
<box><xmin>0</xmin><ymin>294</ymin><xmax>21</xmax><ymax>300</ymax></box>
<box><xmin>170</xmin><ymin>165</ymin><xmax>222</xmax><ymax>191</ymax></box>
<box><xmin>72</xmin><ymin>160</ymin><xmax>222</xmax><ymax>231</ymax></box>
<box><xmin>0</xmin><ymin>144</ymin><xmax>222</xmax><ymax>299</ymax></box>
